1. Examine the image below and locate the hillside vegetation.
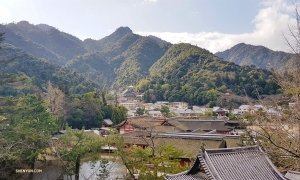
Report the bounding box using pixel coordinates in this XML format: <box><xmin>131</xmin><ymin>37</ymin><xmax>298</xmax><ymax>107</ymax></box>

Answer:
<box><xmin>215</xmin><ymin>43</ymin><xmax>294</xmax><ymax>71</ymax></box>
<box><xmin>0</xmin><ymin>21</ymin><xmax>285</xmax><ymax>103</ymax></box>
<box><xmin>0</xmin><ymin>43</ymin><xmax>99</xmax><ymax>96</ymax></box>
<box><xmin>140</xmin><ymin>43</ymin><xmax>280</xmax><ymax>106</ymax></box>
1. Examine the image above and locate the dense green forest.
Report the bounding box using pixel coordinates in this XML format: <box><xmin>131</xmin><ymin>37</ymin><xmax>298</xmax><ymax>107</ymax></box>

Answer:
<box><xmin>0</xmin><ymin>43</ymin><xmax>100</xmax><ymax>96</ymax></box>
<box><xmin>0</xmin><ymin>21</ymin><xmax>283</xmax><ymax>108</ymax></box>
<box><xmin>139</xmin><ymin>43</ymin><xmax>280</xmax><ymax>107</ymax></box>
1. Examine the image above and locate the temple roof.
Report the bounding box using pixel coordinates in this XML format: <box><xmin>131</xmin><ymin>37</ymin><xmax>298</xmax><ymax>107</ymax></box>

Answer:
<box><xmin>200</xmin><ymin>146</ymin><xmax>286</xmax><ymax>180</ymax></box>
<box><xmin>167</xmin><ymin>119</ymin><xmax>233</xmax><ymax>132</ymax></box>
<box><xmin>165</xmin><ymin>171</ymin><xmax>210</xmax><ymax>180</ymax></box>
<box><xmin>166</xmin><ymin>146</ymin><xmax>286</xmax><ymax>180</ymax></box>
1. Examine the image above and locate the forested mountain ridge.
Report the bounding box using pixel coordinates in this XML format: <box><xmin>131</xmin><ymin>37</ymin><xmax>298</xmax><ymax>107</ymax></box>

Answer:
<box><xmin>0</xmin><ymin>21</ymin><xmax>282</xmax><ymax>96</ymax></box>
<box><xmin>83</xmin><ymin>26</ymin><xmax>134</xmax><ymax>52</ymax></box>
<box><xmin>6</xmin><ymin>21</ymin><xmax>87</xmax><ymax>63</ymax></box>
<box><xmin>215</xmin><ymin>43</ymin><xmax>294</xmax><ymax>71</ymax></box>
<box><xmin>66</xmin><ymin>28</ymin><xmax>171</xmax><ymax>87</ymax></box>
<box><xmin>0</xmin><ymin>43</ymin><xmax>100</xmax><ymax>95</ymax></box>
<box><xmin>142</xmin><ymin>43</ymin><xmax>279</xmax><ymax>106</ymax></box>
<box><xmin>0</xmin><ymin>23</ymin><xmax>65</xmax><ymax>65</ymax></box>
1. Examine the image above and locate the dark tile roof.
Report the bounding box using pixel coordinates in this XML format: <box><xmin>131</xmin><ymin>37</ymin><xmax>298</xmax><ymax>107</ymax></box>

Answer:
<box><xmin>200</xmin><ymin>146</ymin><xmax>286</xmax><ymax>180</ymax></box>
<box><xmin>166</xmin><ymin>146</ymin><xmax>286</xmax><ymax>180</ymax></box>
<box><xmin>167</xmin><ymin>119</ymin><xmax>233</xmax><ymax>132</ymax></box>
<box><xmin>285</xmin><ymin>170</ymin><xmax>300</xmax><ymax>180</ymax></box>
<box><xmin>165</xmin><ymin>171</ymin><xmax>210</xmax><ymax>180</ymax></box>
<box><xmin>103</xmin><ymin>119</ymin><xmax>113</xmax><ymax>125</ymax></box>
<box><xmin>153</xmin><ymin>133</ymin><xmax>225</xmax><ymax>140</ymax></box>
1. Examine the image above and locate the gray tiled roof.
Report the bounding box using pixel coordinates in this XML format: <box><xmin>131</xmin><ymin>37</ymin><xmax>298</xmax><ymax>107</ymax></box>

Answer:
<box><xmin>167</xmin><ymin>119</ymin><xmax>233</xmax><ymax>132</ymax></box>
<box><xmin>103</xmin><ymin>119</ymin><xmax>113</xmax><ymax>125</ymax></box>
<box><xmin>200</xmin><ymin>146</ymin><xmax>286</xmax><ymax>180</ymax></box>
<box><xmin>285</xmin><ymin>170</ymin><xmax>300</xmax><ymax>180</ymax></box>
<box><xmin>165</xmin><ymin>171</ymin><xmax>210</xmax><ymax>180</ymax></box>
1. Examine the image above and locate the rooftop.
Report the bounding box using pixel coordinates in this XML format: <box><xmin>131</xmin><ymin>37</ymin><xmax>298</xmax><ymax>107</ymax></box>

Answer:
<box><xmin>285</xmin><ymin>170</ymin><xmax>300</xmax><ymax>180</ymax></box>
<box><xmin>166</xmin><ymin>146</ymin><xmax>286</xmax><ymax>180</ymax></box>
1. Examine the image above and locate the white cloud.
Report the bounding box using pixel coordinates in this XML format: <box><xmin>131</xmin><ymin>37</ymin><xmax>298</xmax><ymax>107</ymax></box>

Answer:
<box><xmin>144</xmin><ymin>0</ymin><xmax>157</xmax><ymax>2</ymax></box>
<box><xmin>136</xmin><ymin>0</ymin><xmax>297</xmax><ymax>53</ymax></box>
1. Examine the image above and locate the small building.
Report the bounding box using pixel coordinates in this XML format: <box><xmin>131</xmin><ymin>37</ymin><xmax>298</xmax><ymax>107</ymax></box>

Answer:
<box><xmin>170</xmin><ymin>102</ymin><xmax>188</xmax><ymax>109</ymax></box>
<box><xmin>238</xmin><ymin>105</ymin><xmax>251</xmax><ymax>115</ymax></box>
<box><xmin>172</xmin><ymin>108</ymin><xmax>206</xmax><ymax>118</ymax></box>
<box><xmin>119</xmin><ymin>102</ymin><xmax>138</xmax><ymax>110</ymax></box>
<box><xmin>127</xmin><ymin>110</ymin><xmax>138</xmax><ymax>117</ymax></box>
<box><xmin>213</xmin><ymin>107</ymin><xmax>229</xmax><ymax>117</ymax></box>
<box><xmin>113</xmin><ymin>116</ymin><xmax>159</xmax><ymax>134</ymax></box>
<box><xmin>144</xmin><ymin>103</ymin><xmax>155</xmax><ymax>110</ymax></box>
<box><xmin>148</xmin><ymin>111</ymin><xmax>163</xmax><ymax>118</ymax></box>
<box><xmin>102</xmin><ymin>119</ymin><xmax>113</xmax><ymax>127</ymax></box>
<box><xmin>122</xmin><ymin>89</ymin><xmax>136</xmax><ymax>98</ymax></box>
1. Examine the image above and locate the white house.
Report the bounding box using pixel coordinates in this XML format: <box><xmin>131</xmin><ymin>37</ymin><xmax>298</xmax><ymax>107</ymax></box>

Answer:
<box><xmin>120</xmin><ymin>102</ymin><xmax>138</xmax><ymax>110</ymax></box>
<box><xmin>170</xmin><ymin>102</ymin><xmax>188</xmax><ymax>109</ymax></box>
<box><xmin>148</xmin><ymin>111</ymin><xmax>163</xmax><ymax>118</ymax></box>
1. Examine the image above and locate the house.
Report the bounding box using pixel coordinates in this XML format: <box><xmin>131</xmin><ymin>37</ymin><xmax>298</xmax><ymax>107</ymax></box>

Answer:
<box><xmin>154</xmin><ymin>101</ymin><xmax>169</xmax><ymax>109</ymax></box>
<box><xmin>212</xmin><ymin>107</ymin><xmax>229</xmax><ymax>117</ymax></box>
<box><xmin>144</xmin><ymin>103</ymin><xmax>155</xmax><ymax>110</ymax></box>
<box><xmin>165</xmin><ymin>146</ymin><xmax>286</xmax><ymax>180</ymax></box>
<box><xmin>148</xmin><ymin>111</ymin><xmax>163</xmax><ymax>118</ymax></box>
<box><xmin>266</xmin><ymin>107</ymin><xmax>282</xmax><ymax>117</ymax></box>
<box><xmin>172</xmin><ymin>108</ymin><xmax>206</xmax><ymax>118</ymax></box>
<box><xmin>102</xmin><ymin>119</ymin><xmax>113</xmax><ymax>127</ymax></box>
<box><xmin>119</xmin><ymin>102</ymin><xmax>137</xmax><ymax>110</ymax></box>
<box><xmin>122</xmin><ymin>89</ymin><xmax>136</xmax><ymax>98</ymax></box>
<box><xmin>238</xmin><ymin>104</ymin><xmax>251</xmax><ymax>115</ymax></box>
<box><xmin>170</xmin><ymin>102</ymin><xmax>188</xmax><ymax>109</ymax></box>
<box><xmin>253</xmin><ymin>104</ymin><xmax>266</xmax><ymax>112</ymax></box>
<box><xmin>127</xmin><ymin>110</ymin><xmax>138</xmax><ymax>117</ymax></box>
<box><xmin>114</xmin><ymin>116</ymin><xmax>161</xmax><ymax>134</ymax></box>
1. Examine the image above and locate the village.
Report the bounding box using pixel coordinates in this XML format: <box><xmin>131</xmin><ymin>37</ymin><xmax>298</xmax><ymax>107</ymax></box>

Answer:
<box><xmin>50</xmin><ymin>88</ymin><xmax>300</xmax><ymax>180</ymax></box>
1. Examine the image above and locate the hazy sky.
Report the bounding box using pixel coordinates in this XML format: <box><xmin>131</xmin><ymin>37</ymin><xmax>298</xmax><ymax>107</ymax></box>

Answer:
<box><xmin>0</xmin><ymin>0</ymin><xmax>298</xmax><ymax>53</ymax></box>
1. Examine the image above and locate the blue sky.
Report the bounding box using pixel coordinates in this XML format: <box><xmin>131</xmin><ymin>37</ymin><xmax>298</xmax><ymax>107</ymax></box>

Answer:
<box><xmin>0</xmin><ymin>0</ymin><xmax>298</xmax><ymax>53</ymax></box>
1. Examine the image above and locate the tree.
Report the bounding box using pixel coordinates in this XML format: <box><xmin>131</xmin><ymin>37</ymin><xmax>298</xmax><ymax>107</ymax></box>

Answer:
<box><xmin>0</xmin><ymin>32</ymin><xmax>17</xmax><ymax>86</ymax></box>
<box><xmin>246</xmin><ymin>5</ymin><xmax>300</xmax><ymax>172</ymax></box>
<box><xmin>46</xmin><ymin>81</ymin><xmax>67</xmax><ymax>129</ymax></box>
<box><xmin>109</xmin><ymin>128</ymin><xmax>188</xmax><ymax>180</ymax></box>
<box><xmin>0</xmin><ymin>95</ymin><xmax>58</xmax><ymax>179</ymax></box>
<box><xmin>160</xmin><ymin>105</ymin><xmax>170</xmax><ymax>118</ymax></box>
<box><xmin>56</xmin><ymin>126</ymin><xmax>104</xmax><ymax>180</ymax></box>
<box><xmin>136</xmin><ymin>79</ymin><xmax>150</xmax><ymax>92</ymax></box>
<box><xmin>111</xmin><ymin>106</ymin><xmax>128</xmax><ymax>124</ymax></box>
<box><xmin>136</xmin><ymin>108</ymin><xmax>145</xmax><ymax>116</ymax></box>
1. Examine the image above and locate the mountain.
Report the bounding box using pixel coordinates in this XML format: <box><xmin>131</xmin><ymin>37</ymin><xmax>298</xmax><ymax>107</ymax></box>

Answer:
<box><xmin>147</xmin><ymin>43</ymin><xmax>279</xmax><ymax>105</ymax></box>
<box><xmin>0</xmin><ymin>23</ymin><xmax>65</xmax><ymax>65</ymax></box>
<box><xmin>0</xmin><ymin>21</ymin><xmax>281</xmax><ymax>99</ymax></box>
<box><xmin>67</xmin><ymin>28</ymin><xmax>171</xmax><ymax>87</ymax></box>
<box><xmin>147</xmin><ymin>35</ymin><xmax>171</xmax><ymax>45</ymax></box>
<box><xmin>83</xmin><ymin>26</ymin><xmax>134</xmax><ymax>52</ymax></box>
<box><xmin>0</xmin><ymin>43</ymin><xmax>100</xmax><ymax>95</ymax></box>
<box><xmin>215</xmin><ymin>43</ymin><xmax>293</xmax><ymax>71</ymax></box>
<box><xmin>6</xmin><ymin>21</ymin><xmax>87</xmax><ymax>63</ymax></box>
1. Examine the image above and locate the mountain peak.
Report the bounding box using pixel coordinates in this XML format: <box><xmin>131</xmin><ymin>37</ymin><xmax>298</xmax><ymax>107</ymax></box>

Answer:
<box><xmin>114</xmin><ymin>26</ymin><xmax>133</xmax><ymax>36</ymax></box>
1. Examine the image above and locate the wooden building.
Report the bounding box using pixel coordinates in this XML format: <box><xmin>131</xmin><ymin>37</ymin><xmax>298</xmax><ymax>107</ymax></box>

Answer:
<box><xmin>165</xmin><ymin>146</ymin><xmax>287</xmax><ymax>180</ymax></box>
